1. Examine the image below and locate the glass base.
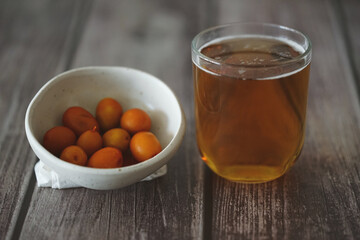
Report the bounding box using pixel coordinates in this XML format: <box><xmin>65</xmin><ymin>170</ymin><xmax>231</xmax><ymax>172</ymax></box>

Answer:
<box><xmin>205</xmin><ymin>159</ymin><xmax>297</xmax><ymax>183</ymax></box>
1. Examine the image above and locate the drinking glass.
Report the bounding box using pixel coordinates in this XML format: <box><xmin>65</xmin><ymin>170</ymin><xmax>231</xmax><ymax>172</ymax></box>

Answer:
<box><xmin>191</xmin><ymin>23</ymin><xmax>312</xmax><ymax>183</ymax></box>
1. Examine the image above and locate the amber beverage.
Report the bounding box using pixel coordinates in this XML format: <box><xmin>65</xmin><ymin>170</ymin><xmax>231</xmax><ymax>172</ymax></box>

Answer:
<box><xmin>191</xmin><ymin>23</ymin><xmax>312</xmax><ymax>183</ymax></box>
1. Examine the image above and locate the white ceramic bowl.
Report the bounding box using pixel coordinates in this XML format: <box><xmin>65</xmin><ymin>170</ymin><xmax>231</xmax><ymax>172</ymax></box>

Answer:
<box><xmin>25</xmin><ymin>66</ymin><xmax>186</xmax><ymax>190</ymax></box>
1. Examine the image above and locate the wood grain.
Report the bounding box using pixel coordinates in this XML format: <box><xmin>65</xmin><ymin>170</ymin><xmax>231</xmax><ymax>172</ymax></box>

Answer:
<box><xmin>1</xmin><ymin>0</ymin><xmax>359</xmax><ymax>239</ymax></box>
<box><xmin>0</xmin><ymin>1</ymin><xmax>92</xmax><ymax>239</ymax></box>
<box><xmin>210</xmin><ymin>0</ymin><xmax>360</xmax><ymax>239</ymax></box>
<box><xmin>19</xmin><ymin>0</ymin><xmax>206</xmax><ymax>239</ymax></box>
<box><xmin>339</xmin><ymin>0</ymin><xmax>360</xmax><ymax>96</ymax></box>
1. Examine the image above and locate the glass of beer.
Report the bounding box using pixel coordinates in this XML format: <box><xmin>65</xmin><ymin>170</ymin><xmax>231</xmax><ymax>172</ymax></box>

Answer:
<box><xmin>191</xmin><ymin>23</ymin><xmax>312</xmax><ymax>183</ymax></box>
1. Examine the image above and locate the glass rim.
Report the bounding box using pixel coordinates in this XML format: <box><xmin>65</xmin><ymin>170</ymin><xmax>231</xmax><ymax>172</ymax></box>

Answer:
<box><xmin>191</xmin><ymin>22</ymin><xmax>312</xmax><ymax>69</ymax></box>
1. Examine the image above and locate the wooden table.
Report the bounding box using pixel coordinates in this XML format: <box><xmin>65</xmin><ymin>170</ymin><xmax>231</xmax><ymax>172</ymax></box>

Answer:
<box><xmin>1</xmin><ymin>0</ymin><xmax>360</xmax><ymax>239</ymax></box>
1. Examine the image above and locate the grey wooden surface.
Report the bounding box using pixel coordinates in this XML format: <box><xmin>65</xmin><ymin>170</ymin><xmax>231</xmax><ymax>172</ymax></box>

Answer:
<box><xmin>0</xmin><ymin>0</ymin><xmax>359</xmax><ymax>239</ymax></box>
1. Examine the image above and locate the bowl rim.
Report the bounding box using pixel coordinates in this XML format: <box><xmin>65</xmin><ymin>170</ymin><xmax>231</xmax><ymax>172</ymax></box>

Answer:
<box><xmin>25</xmin><ymin>66</ymin><xmax>186</xmax><ymax>175</ymax></box>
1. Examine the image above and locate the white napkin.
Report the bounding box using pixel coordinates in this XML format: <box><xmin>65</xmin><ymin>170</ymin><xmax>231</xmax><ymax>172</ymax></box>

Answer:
<box><xmin>34</xmin><ymin>161</ymin><xmax>167</xmax><ymax>189</ymax></box>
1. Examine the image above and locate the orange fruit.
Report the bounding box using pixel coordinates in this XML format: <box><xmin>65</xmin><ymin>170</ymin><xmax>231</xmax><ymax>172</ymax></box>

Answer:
<box><xmin>120</xmin><ymin>108</ymin><xmax>151</xmax><ymax>135</ymax></box>
<box><xmin>43</xmin><ymin>126</ymin><xmax>76</xmax><ymax>157</ymax></box>
<box><xmin>96</xmin><ymin>98</ymin><xmax>123</xmax><ymax>132</ymax></box>
<box><xmin>103</xmin><ymin>128</ymin><xmax>130</xmax><ymax>152</ymax></box>
<box><xmin>130</xmin><ymin>131</ymin><xmax>162</xmax><ymax>162</ymax></box>
<box><xmin>62</xmin><ymin>106</ymin><xmax>99</xmax><ymax>136</ymax></box>
<box><xmin>87</xmin><ymin>147</ymin><xmax>123</xmax><ymax>168</ymax></box>
<box><xmin>60</xmin><ymin>145</ymin><xmax>88</xmax><ymax>166</ymax></box>
<box><xmin>76</xmin><ymin>127</ymin><xmax>103</xmax><ymax>157</ymax></box>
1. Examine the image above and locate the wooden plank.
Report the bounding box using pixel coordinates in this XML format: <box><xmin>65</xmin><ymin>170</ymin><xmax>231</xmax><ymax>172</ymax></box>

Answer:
<box><xmin>339</xmin><ymin>0</ymin><xmax>360</xmax><ymax>97</ymax></box>
<box><xmin>19</xmin><ymin>0</ymin><xmax>206</xmax><ymax>239</ymax></box>
<box><xmin>0</xmin><ymin>0</ymin><xmax>92</xmax><ymax>239</ymax></box>
<box><xmin>209</xmin><ymin>0</ymin><xmax>360</xmax><ymax>239</ymax></box>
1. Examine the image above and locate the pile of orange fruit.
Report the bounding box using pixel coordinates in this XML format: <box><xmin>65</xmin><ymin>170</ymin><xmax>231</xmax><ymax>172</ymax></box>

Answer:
<box><xmin>42</xmin><ymin>98</ymin><xmax>162</xmax><ymax>168</ymax></box>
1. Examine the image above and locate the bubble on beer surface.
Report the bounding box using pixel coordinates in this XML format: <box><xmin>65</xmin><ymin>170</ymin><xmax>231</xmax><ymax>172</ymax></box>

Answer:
<box><xmin>270</xmin><ymin>44</ymin><xmax>300</xmax><ymax>60</ymax></box>
<box><xmin>201</xmin><ymin>42</ymin><xmax>231</xmax><ymax>59</ymax></box>
<box><xmin>201</xmin><ymin>36</ymin><xmax>301</xmax><ymax>66</ymax></box>
<box><xmin>199</xmin><ymin>36</ymin><xmax>305</xmax><ymax>79</ymax></box>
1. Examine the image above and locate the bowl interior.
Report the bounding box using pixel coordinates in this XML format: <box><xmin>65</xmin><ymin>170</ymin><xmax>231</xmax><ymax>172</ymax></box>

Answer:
<box><xmin>28</xmin><ymin>67</ymin><xmax>182</xmax><ymax>161</ymax></box>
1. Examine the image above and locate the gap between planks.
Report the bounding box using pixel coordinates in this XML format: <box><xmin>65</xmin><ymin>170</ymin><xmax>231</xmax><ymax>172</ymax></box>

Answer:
<box><xmin>330</xmin><ymin>0</ymin><xmax>360</xmax><ymax>107</ymax></box>
<box><xmin>8</xmin><ymin>2</ymin><xmax>94</xmax><ymax>240</ymax></box>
